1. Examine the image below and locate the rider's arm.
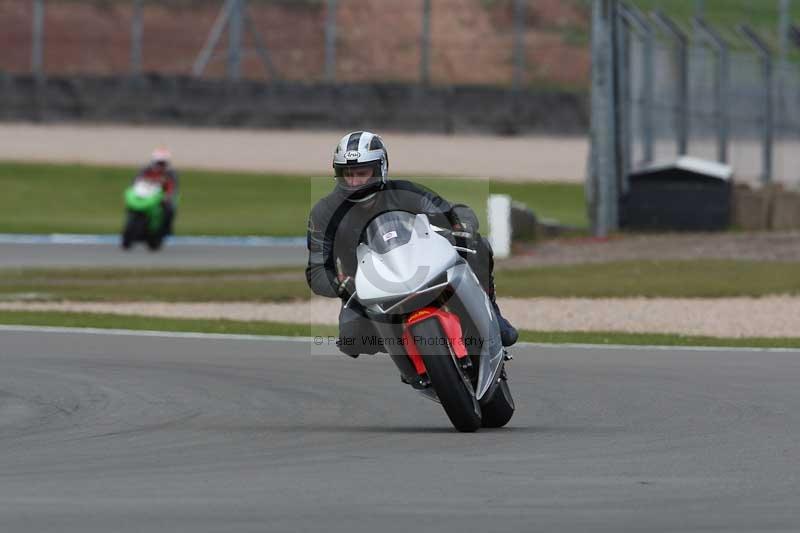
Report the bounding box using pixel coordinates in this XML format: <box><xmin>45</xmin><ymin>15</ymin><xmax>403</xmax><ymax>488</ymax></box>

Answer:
<box><xmin>163</xmin><ymin>169</ymin><xmax>179</xmax><ymax>199</ymax></box>
<box><xmin>388</xmin><ymin>180</ymin><xmax>456</xmax><ymax>228</ymax></box>
<box><xmin>305</xmin><ymin>205</ymin><xmax>341</xmax><ymax>299</ymax></box>
<box><xmin>398</xmin><ymin>180</ymin><xmax>480</xmax><ymax>250</ymax></box>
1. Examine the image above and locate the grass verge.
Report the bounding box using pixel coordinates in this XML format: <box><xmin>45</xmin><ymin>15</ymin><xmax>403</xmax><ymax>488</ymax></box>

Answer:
<box><xmin>1</xmin><ymin>311</ymin><xmax>799</xmax><ymax>349</ymax></box>
<box><xmin>497</xmin><ymin>259</ymin><xmax>800</xmax><ymax>298</ymax></box>
<box><xmin>567</xmin><ymin>1</ymin><xmax>800</xmax><ymax>63</ymax></box>
<box><xmin>626</xmin><ymin>0</ymin><xmax>800</xmax><ymax>39</ymax></box>
<box><xmin>0</xmin><ymin>311</ymin><xmax>337</xmax><ymax>338</ymax></box>
<box><xmin>3</xmin><ymin>260</ymin><xmax>800</xmax><ymax>302</ymax></box>
<box><xmin>0</xmin><ymin>162</ymin><xmax>586</xmax><ymax>236</ymax></box>
<box><xmin>0</xmin><ymin>266</ymin><xmax>311</xmax><ymax>302</ymax></box>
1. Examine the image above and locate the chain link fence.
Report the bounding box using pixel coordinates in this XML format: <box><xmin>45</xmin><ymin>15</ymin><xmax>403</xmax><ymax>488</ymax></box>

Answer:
<box><xmin>0</xmin><ymin>0</ymin><xmax>590</xmax><ymax>88</ymax></box>
<box><xmin>619</xmin><ymin>2</ymin><xmax>800</xmax><ymax>185</ymax></box>
<box><xmin>589</xmin><ymin>0</ymin><xmax>800</xmax><ymax>236</ymax></box>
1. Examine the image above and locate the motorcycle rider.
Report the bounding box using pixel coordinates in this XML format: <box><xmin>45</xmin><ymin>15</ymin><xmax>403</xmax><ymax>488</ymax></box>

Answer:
<box><xmin>306</xmin><ymin>131</ymin><xmax>518</xmax><ymax>358</ymax></box>
<box><xmin>134</xmin><ymin>148</ymin><xmax>179</xmax><ymax>235</ymax></box>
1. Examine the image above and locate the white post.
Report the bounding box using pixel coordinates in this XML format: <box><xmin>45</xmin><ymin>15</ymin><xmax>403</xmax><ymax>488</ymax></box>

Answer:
<box><xmin>488</xmin><ymin>194</ymin><xmax>512</xmax><ymax>259</ymax></box>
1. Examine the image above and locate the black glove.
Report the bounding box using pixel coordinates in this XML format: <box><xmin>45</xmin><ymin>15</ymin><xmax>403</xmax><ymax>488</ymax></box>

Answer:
<box><xmin>335</xmin><ymin>275</ymin><xmax>355</xmax><ymax>299</ymax></box>
<box><xmin>450</xmin><ymin>204</ymin><xmax>479</xmax><ymax>248</ymax></box>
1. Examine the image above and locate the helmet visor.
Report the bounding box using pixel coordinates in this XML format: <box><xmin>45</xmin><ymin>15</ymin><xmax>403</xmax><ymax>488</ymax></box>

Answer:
<box><xmin>334</xmin><ymin>162</ymin><xmax>382</xmax><ymax>192</ymax></box>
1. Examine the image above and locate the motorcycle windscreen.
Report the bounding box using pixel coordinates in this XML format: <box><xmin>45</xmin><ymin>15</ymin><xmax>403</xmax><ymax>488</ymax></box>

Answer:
<box><xmin>364</xmin><ymin>211</ymin><xmax>416</xmax><ymax>254</ymax></box>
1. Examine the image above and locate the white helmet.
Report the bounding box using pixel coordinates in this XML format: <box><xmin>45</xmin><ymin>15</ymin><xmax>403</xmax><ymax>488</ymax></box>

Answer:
<box><xmin>332</xmin><ymin>131</ymin><xmax>388</xmax><ymax>198</ymax></box>
<box><xmin>151</xmin><ymin>147</ymin><xmax>172</xmax><ymax>165</ymax></box>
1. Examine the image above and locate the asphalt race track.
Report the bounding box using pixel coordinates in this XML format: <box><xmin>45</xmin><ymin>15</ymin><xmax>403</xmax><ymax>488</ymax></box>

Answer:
<box><xmin>1</xmin><ymin>329</ymin><xmax>799</xmax><ymax>532</ymax></box>
<box><xmin>0</xmin><ymin>243</ymin><xmax>307</xmax><ymax>268</ymax></box>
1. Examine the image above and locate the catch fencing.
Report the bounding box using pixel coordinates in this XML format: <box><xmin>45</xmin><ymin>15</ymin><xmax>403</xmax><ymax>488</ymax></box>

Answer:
<box><xmin>589</xmin><ymin>0</ymin><xmax>800</xmax><ymax>236</ymax></box>
<box><xmin>621</xmin><ymin>3</ymin><xmax>800</xmax><ymax>186</ymax></box>
<box><xmin>1</xmin><ymin>0</ymin><xmax>588</xmax><ymax>89</ymax></box>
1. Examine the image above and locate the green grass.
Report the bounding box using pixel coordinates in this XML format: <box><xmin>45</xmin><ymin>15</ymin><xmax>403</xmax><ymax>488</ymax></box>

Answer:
<box><xmin>0</xmin><ymin>162</ymin><xmax>586</xmax><ymax>236</ymax></box>
<box><xmin>0</xmin><ymin>311</ymin><xmax>336</xmax><ymax>338</ymax></box>
<box><xmin>627</xmin><ymin>0</ymin><xmax>800</xmax><ymax>34</ymax></box>
<box><xmin>625</xmin><ymin>0</ymin><xmax>800</xmax><ymax>59</ymax></box>
<box><xmin>0</xmin><ymin>266</ymin><xmax>312</xmax><ymax>302</ymax></box>
<box><xmin>2</xmin><ymin>259</ymin><xmax>800</xmax><ymax>303</ymax></box>
<box><xmin>497</xmin><ymin>259</ymin><xmax>800</xmax><ymax>298</ymax></box>
<box><xmin>570</xmin><ymin>0</ymin><xmax>800</xmax><ymax>60</ymax></box>
<box><xmin>517</xmin><ymin>329</ymin><xmax>800</xmax><ymax>349</ymax></box>
<box><xmin>2</xmin><ymin>310</ymin><xmax>799</xmax><ymax>349</ymax></box>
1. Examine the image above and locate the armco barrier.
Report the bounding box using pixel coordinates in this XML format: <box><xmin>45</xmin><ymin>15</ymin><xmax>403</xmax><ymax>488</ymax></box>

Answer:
<box><xmin>0</xmin><ymin>75</ymin><xmax>588</xmax><ymax>135</ymax></box>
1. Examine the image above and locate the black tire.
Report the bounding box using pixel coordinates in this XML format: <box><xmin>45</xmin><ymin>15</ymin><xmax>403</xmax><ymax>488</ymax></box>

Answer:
<box><xmin>146</xmin><ymin>234</ymin><xmax>163</xmax><ymax>251</ymax></box>
<box><xmin>480</xmin><ymin>376</ymin><xmax>514</xmax><ymax>428</ymax></box>
<box><xmin>121</xmin><ymin>213</ymin><xmax>146</xmax><ymax>250</ymax></box>
<box><xmin>412</xmin><ymin>319</ymin><xmax>481</xmax><ymax>433</ymax></box>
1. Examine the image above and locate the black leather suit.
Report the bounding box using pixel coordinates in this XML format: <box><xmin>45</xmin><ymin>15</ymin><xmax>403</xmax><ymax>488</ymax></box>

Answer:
<box><xmin>306</xmin><ymin>179</ymin><xmax>497</xmax><ymax>357</ymax></box>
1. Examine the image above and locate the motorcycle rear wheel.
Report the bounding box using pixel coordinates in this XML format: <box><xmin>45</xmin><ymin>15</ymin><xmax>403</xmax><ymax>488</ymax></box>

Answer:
<box><xmin>480</xmin><ymin>376</ymin><xmax>515</xmax><ymax>428</ymax></box>
<box><xmin>412</xmin><ymin>319</ymin><xmax>481</xmax><ymax>433</ymax></box>
<box><xmin>146</xmin><ymin>234</ymin><xmax>163</xmax><ymax>251</ymax></box>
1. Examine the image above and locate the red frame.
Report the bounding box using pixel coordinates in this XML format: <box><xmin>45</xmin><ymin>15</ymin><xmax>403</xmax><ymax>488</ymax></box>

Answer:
<box><xmin>402</xmin><ymin>307</ymin><xmax>468</xmax><ymax>376</ymax></box>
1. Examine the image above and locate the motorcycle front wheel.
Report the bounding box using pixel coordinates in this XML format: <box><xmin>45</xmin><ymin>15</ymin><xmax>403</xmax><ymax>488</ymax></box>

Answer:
<box><xmin>412</xmin><ymin>318</ymin><xmax>481</xmax><ymax>433</ymax></box>
<box><xmin>121</xmin><ymin>212</ymin><xmax>147</xmax><ymax>250</ymax></box>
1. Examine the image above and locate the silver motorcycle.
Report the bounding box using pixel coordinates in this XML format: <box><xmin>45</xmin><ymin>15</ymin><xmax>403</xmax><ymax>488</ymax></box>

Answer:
<box><xmin>350</xmin><ymin>210</ymin><xmax>514</xmax><ymax>432</ymax></box>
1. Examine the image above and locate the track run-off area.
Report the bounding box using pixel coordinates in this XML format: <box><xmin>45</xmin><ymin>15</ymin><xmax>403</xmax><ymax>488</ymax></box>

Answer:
<box><xmin>1</xmin><ymin>327</ymin><xmax>799</xmax><ymax>532</ymax></box>
<box><xmin>0</xmin><ymin>239</ymin><xmax>306</xmax><ymax>268</ymax></box>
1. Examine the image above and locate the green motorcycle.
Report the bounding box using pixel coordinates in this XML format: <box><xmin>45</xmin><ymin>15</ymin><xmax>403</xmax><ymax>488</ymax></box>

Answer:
<box><xmin>121</xmin><ymin>180</ymin><xmax>166</xmax><ymax>251</ymax></box>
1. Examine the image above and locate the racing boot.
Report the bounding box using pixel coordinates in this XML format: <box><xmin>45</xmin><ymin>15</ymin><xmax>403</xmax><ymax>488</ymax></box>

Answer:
<box><xmin>466</xmin><ymin>232</ymin><xmax>518</xmax><ymax>347</ymax></box>
<box><xmin>491</xmin><ymin>295</ymin><xmax>519</xmax><ymax>347</ymax></box>
<box><xmin>483</xmin><ymin>278</ymin><xmax>518</xmax><ymax>347</ymax></box>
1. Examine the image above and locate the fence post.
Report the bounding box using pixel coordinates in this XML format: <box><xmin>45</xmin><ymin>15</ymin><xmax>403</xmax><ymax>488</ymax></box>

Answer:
<box><xmin>779</xmin><ymin>0</ymin><xmax>791</xmax><ymax>63</ymax></box>
<box><xmin>738</xmin><ymin>25</ymin><xmax>774</xmax><ymax>185</ymax></box>
<box><xmin>616</xmin><ymin>8</ymin><xmax>631</xmax><ymax>193</ymax></box>
<box><xmin>694</xmin><ymin>17</ymin><xmax>729</xmax><ymax>164</ymax></box>
<box><xmin>653</xmin><ymin>11</ymin><xmax>689</xmax><ymax>156</ymax></box>
<box><xmin>192</xmin><ymin>0</ymin><xmax>235</xmax><ymax>77</ymax></box>
<box><xmin>420</xmin><ymin>0</ymin><xmax>431</xmax><ymax>84</ymax></box>
<box><xmin>324</xmin><ymin>0</ymin><xmax>337</xmax><ymax>82</ymax></box>
<box><xmin>621</xmin><ymin>5</ymin><xmax>654</xmax><ymax>164</ymax></box>
<box><xmin>641</xmin><ymin>12</ymin><xmax>654</xmax><ymax>163</ymax></box>
<box><xmin>512</xmin><ymin>0</ymin><xmax>526</xmax><ymax>89</ymax></box>
<box><xmin>227</xmin><ymin>0</ymin><xmax>244</xmax><ymax>81</ymax></box>
<box><xmin>32</xmin><ymin>0</ymin><xmax>45</xmax><ymax>80</ymax></box>
<box><xmin>130</xmin><ymin>0</ymin><xmax>143</xmax><ymax>79</ymax></box>
<box><xmin>589</xmin><ymin>0</ymin><xmax>621</xmax><ymax>237</ymax></box>
<box><xmin>244</xmin><ymin>11</ymin><xmax>279</xmax><ymax>81</ymax></box>
<box><xmin>619</xmin><ymin>5</ymin><xmax>654</xmax><ymax>170</ymax></box>
<box><xmin>778</xmin><ymin>0</ymin><xmax>791</xmax><ymax>147</ymax></box>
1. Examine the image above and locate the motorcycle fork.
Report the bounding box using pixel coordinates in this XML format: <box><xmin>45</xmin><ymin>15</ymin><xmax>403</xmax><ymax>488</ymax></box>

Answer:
<box><xmin>402</xmin><ymin>306</ymin><xmax>470</xmax><ymax>377</ymax></box>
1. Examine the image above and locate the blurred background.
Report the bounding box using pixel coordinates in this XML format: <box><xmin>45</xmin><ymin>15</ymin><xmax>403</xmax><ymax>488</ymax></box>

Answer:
<box><xmin>0</xmin><ymin>1</ymin><xmax>797</xmax><ymax>233</ymax></box>
<box><xmin>2</xmin><ymin>0</ymin><xmax>800</xmax><ymax>339</ymax></box>
<box><xmin>2</xmin><ymin>0</ymin><xmax>589</xmax><ymax>86</ymax></box>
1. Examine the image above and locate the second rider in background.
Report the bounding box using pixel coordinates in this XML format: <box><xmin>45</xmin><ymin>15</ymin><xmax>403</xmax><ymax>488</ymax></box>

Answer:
<box><xmin>135</xmin><ymin>148</ymin><xmax>179</xmax><ymax>235</ymax></box>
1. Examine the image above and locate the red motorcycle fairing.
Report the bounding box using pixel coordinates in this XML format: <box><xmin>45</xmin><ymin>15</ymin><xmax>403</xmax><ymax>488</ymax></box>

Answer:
<box><xmin>402</xmin><ymin>307</ymin><xmax>468</xmax><ymax>376</ymax></box>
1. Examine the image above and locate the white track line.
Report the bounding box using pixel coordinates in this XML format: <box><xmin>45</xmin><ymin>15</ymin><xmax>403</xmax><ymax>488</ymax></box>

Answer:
<box><xmin>2</xmin><ymin>325</ymin><xmax>800</xmax><ymax>353</ymax></box>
